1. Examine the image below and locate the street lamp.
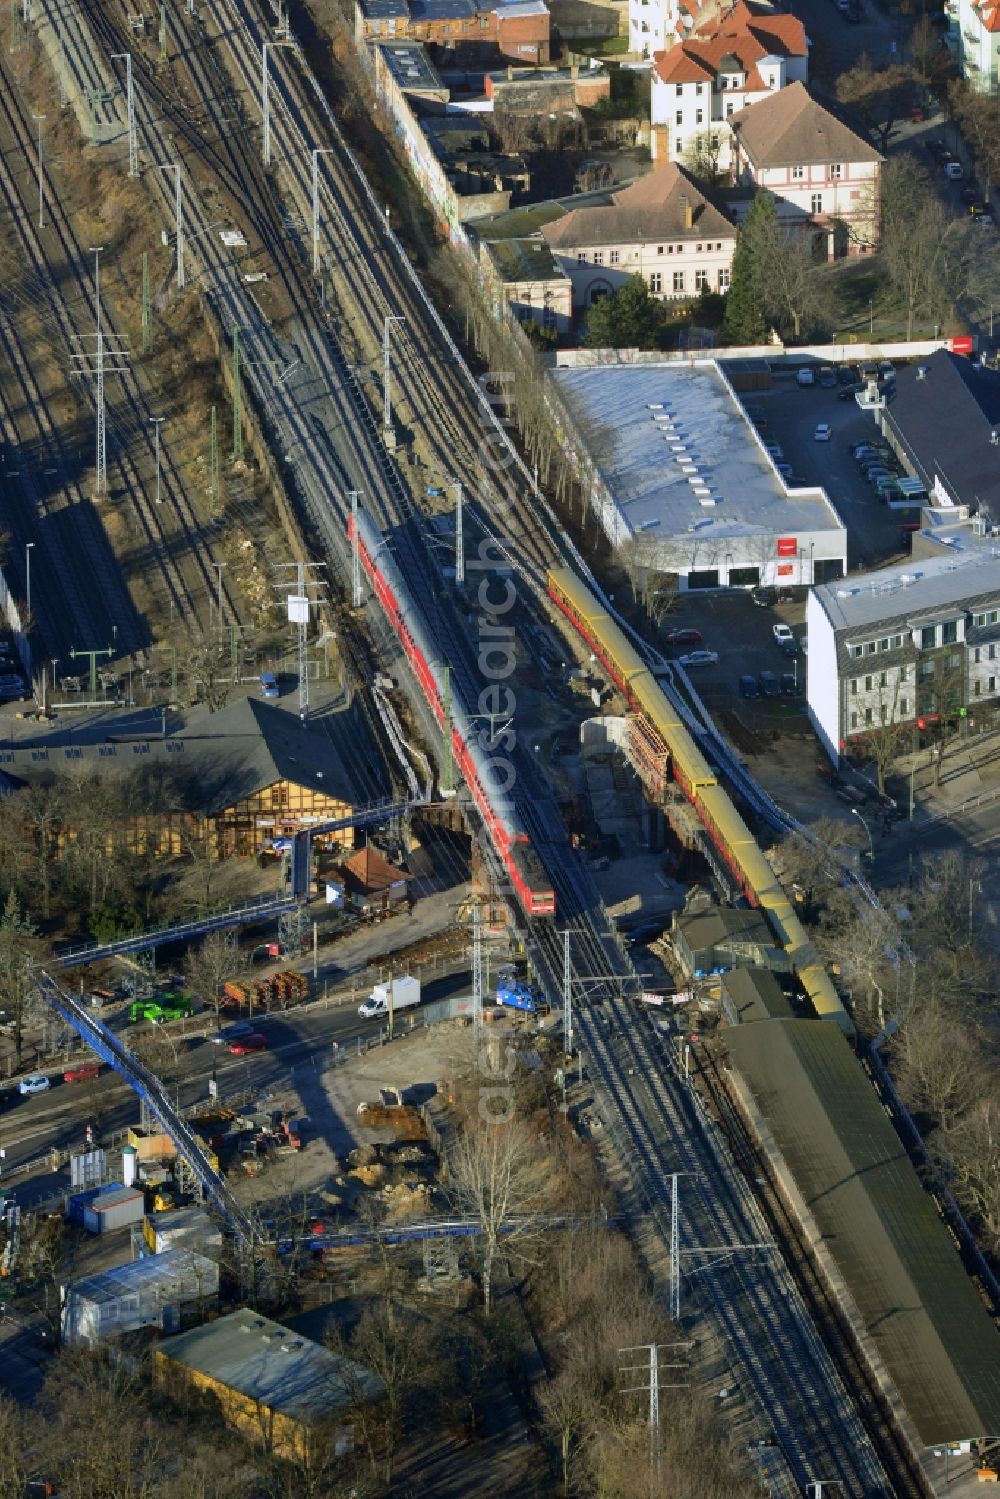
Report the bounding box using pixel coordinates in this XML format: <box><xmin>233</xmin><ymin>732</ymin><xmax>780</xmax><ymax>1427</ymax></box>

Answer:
<box><xmin>868</xmin><ymin>299</ymin><xmax>873</xmax><ymax>337</ymax></box>
<box><xmin>150</xmin><ymin>416</ymin><xmax>165</xmax><ymax>504</ymax></box>
<box><xmin>24</xmin><ymin>542</ymin><xmax>34</xmax><ymax>622</ymax></box>
<box><xmin>852</xmin><ymin>806</ymin><xmax>874</xmax><ymax>863</ymax></box>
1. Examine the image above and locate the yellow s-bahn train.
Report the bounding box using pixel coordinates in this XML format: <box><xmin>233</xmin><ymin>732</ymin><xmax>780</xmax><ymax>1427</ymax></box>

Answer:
<box><xmin>548</xmin><ymin>566</ymin><xmax>854</xmax><ymax>1040</ymax></box>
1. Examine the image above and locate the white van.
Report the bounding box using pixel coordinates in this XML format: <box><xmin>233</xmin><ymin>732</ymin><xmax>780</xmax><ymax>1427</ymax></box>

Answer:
<box><xmin>796</xmin><ymin>368</ymin><xmax>815</xmax><ymax>387</ymax></box>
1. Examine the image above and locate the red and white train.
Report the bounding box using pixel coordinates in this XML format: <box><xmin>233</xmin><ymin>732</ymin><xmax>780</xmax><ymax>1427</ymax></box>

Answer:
<box><xmin>348</xmin><ymin>509</ymin><xmax>556</xmax><ymax>916</ymax></box>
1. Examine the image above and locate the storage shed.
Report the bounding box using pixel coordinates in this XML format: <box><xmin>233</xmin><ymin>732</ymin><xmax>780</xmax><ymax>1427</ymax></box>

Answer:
<box><xmin>62</xmin><ymin>1248</ymin><xmax>220</xmax><ymax>1347</ymax></box>
<box><xmin>154</xmin><ymin>1308</ymin><xmax>385</xmax><ymax>1462</ymax></box>
<box><xmin>673</xmin><ymin>907</ymin><xmax>791</xmax><ymax>979</ymax></box>
<box><xmin>143</xmin><ymin>1207</ymin><xmax>224</xmax><ymax>1260</ymax></box>
<box><xmin>720</xmin><ymin>968</ymin><xmax>794</xmax><ymax>1027</ymax></box>
<box><xmin>81</xmin><ymin>1182</ymin><xmax>145</xmax><ymax>1235</ymax></box>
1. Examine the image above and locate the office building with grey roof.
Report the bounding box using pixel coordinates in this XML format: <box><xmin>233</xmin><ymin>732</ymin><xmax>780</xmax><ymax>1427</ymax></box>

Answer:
<box><xmin>551</xmin><ymin>358</ymin><xmax>847</xmax><ymax>587</ymax></box>
<box><xmin>806</xmin><ymin>552</ymin><xmax>1000</xmax><ymax>762</ymax></box>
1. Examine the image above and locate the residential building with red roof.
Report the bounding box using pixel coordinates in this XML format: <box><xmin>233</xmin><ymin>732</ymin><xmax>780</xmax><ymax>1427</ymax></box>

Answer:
<box><xmin>649</xmin><ymin>1</ymin><xmax>808</xmax><ymax>169</ymax></box>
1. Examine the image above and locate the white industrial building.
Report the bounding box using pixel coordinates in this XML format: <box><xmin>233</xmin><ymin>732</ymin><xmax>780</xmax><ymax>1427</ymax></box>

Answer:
<box><xmin>551</xmin><ymin>359</ymin><xmax>847</xmax><ymax>589</ymax></box>
<box><xmin>62</xmin><ymin>1248</ymin><xmax>220</xmax><ymax>1347</ymax></box>
<box><xmin>806</xmin><ymin>553</ymin><xmax>1000</xmax><ymax>763</ymax></box>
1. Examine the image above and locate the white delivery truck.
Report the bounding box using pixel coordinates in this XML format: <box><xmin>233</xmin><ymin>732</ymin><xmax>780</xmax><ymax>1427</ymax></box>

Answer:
<box><xmin>358</xmin><ymin>975</ymin><xmax>421</xmax><ymax>1021</ymax></box>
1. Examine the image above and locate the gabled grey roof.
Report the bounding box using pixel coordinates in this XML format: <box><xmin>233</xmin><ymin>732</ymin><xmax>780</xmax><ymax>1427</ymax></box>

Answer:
<box><xmin>0</xmin><ymin>698</ymin><xmax>389</xmax><ymax>815</ymax></box>
<box><xmin>726</xmin><ymin>1019</ymin><xmax>1000</xmax><ymax>1446</ymax></box>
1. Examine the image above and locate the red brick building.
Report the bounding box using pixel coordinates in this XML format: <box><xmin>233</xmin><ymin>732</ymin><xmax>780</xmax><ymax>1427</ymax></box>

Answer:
<box><xmin>356</xmin><ymin>0</ymin><xmax>550</xmax><ymax>64</ymax></box>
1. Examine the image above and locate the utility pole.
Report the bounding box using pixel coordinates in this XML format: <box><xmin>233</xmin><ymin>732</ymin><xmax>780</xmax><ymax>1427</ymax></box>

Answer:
<box><xmin>349</xmin><ymin>490</ymin><xmax>362</xmax><ymax>607</ymax></box>
<box><xmin>275</xmin><ymin>562</ymin><xmax>326</xmax><ymax>720</ymax></box>
<box><xmin>669</xmin><ymin>1173</ymin><xmax>680</xmax><ymax>1322</ymax></box>
<box><xmin>157</xmin><ymin>164</ymin><xmax>183</xmax><ymax>290</ymax></box>
<box><xmin>562</xmin><ymin>927</ymin><xmax>573</xmax><ymax>1056</ymax></box>
<box><xmin>382</xmin><ymin>315</ymin><xmax>403</xmax><ymax>450</ymax></box>
<box><xmin>149</xmin><ymin>416</ymin><xmax>165</xmax><ymax>504</ymax></box>
<box><xmin>158</xmin><ymin>3</ymin><xmax>166</xmax><ymax>62</ymax></box>
<box><xmin>111</xmin><ymin>54</ymin><xmax>137</xmax><ymax>177</ymax></box>
<box><xmin>141</xmin><ymin>250</ymin><xmax>150</xmax><ymax>353</ymax></box>
<box><xmin>441</xmin><ymin>664</ymin><xmax>454</xmax><ymax>793</ymax></box>
<box><xmin>231</xmin><ymin>327</ymin><xmax>243</xmax><ymax>459</ymax></box>
<box><xmin>262</xmin><ymin>42</ymin><xmax>293</xmax><ymax>167</ymax></box>
<box><xmin>311</xmin><ymin>148</ymin><xmax>332</xmax><ymax>275</ymax></box>
<box><xmin>31</xmin><ymin>113</ymin><xmax>45</xmax><ymax>229</ymax></box>
<box><xmin>70</xmin><ymin>646</ymin><xmax>114</xmax><ymax>703</ymax></box>
<box><xmin>618</xmin><ymin>1343</ymin><xmax>690</xmax><ymax>1479</ymax></box>
<box><xmin>209</xmin><ymin>404</ymin><xmax>219</xmax><ymax>510</ymax></box>
<box><xmin>213</xmin><ymin>562</ymin><xmax>226</xmax><ymax>631</ymax></box>
<box><xmin>70</xmin><ymin>247</ymin><xmax>128</xmax><ymax>502</ymax></box>
<box><xmin>454</xmin><ymin>480</ymin><xmax>464</xmax><ymax>585</ymax></box>
<box><xmin>472</xmin><ymin>900</ymin><xmax>483</xmax><ymax>1029</ymax></box>
<box><xmin>24</xmin><ymin>542</ymin><xmax>34</xmax><ymax>624</ymax></box>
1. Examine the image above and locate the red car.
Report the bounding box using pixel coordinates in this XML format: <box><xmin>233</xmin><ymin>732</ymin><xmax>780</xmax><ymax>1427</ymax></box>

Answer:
<box><xmin>665</xmin><ymin>628</ymin><xmax>703</xmax><ymax>646</ymax></box>
<box><xmin>63</xmin><ymin>1062</ymin><xmax>101</xmax><ymax>1084</ymax></box>
<box><xmin>228</xmin><ymin>1033</ymin><xmax>267</xmax><ymax>1056</ymax></box>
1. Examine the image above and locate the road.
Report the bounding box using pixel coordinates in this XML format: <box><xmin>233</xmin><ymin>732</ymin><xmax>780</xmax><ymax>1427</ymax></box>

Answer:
<box><xmin>0</xmin><ymin>964</ymin><xmax>473</xmax><ymax>1196</ymax></box>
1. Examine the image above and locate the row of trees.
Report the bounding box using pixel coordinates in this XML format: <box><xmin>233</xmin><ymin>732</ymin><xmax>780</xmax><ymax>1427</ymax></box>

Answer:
<box><xmin>774</xmin><ymin>838</ymin><xmax>1000</xmax><ymax>1256</ymax></box>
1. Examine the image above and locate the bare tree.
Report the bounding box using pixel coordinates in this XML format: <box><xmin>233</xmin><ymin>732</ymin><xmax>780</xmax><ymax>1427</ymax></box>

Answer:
<box><xmin>537</xmin><ymin>1362</ymin><xmax>595</xmax><ymax>1495</ymax></box>
<box><xmin>892</xmin><ymin>1004</ymin><xmax>985</xmax><ymax>1136</ymax></box>
<box><xmin>184</xmin><ymin>930</ymin><xmax>240</xmax><ymax>1021</ymax></box>
<box><xmin>948</xmin><ymin>81</ymin><xmax>1000</xmax><ymax>194</ymax></box>
<box><xmin>947</xmin><ymin>1091</ymin><xmax>1000</xmax><ymax>1255</ymax></box>
<box><xmin>447</xmin><ymin>1117</ymin><xmax>549</xmax><ymax>1315</ymax></box>
<box><xmin>876</xmin><ymin>156</ymin><xmax>966</xmax><ymax>338</ymax></box>
<box><xmin>0</xmin><ymin>1395</ymin><xmax>27</xmax><ymax>1499</ymax></box>
<box><xmin>908</xmin><ymin>16</ymin><xmax>954</xmax><ymax>97</ymax></box>
<box><xmin>0</xmin><ymin>893</ymin><xmax>45</xmax><ymax>1068</ymax></box>
<box><xmin>773</xmin><ymin>817</ymin><xmax>865</xmax><ymax>917</ymax></box>
<box><xmin>835</xmin><ymin>54</ymin><xmax>914</xmax><ymax>151</ymax></box>
<box><xmin>682</xmin><ymin>131</ymin><xmax>725</xmax><ymax>184</ymax></box>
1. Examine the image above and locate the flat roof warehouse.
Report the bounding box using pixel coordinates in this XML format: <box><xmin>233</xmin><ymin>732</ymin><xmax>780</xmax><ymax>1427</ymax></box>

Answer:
<box><xmin>551</xmin><ymin>362</ymin><xmax>846</xmax><ymax>585</ymax></box>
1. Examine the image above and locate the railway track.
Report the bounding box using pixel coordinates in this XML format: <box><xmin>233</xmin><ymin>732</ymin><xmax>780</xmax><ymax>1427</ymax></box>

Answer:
<box><xmin>0</xmin><ymin>46</ymin><xmax>208</xmax><ymax>635</ymax></box>
<box><xmin>34</xmin><ymin>8</ymin><xmax>927</xmax><ymax>1491</ymax></box>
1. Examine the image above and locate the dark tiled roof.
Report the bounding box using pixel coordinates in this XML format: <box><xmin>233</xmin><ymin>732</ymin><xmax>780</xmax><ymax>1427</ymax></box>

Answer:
<box><xmin>726</xmin><ymin>1019</ymin><xmax>1000</xmax><ymax>1445</ymax></box>
<box><xmin>882</xmin><ymin>349</ymin><xmax>1000</xmax><ymax>514</ymax></box>
<box><xmin>0</xmin><ymin>698</ymin><xmax>389</xmax><ymax>815</ymax></box>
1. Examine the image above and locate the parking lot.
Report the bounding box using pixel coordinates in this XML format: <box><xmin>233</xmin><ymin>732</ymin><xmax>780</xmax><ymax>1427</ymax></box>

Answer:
<box><xmin>660</xmin><ymin>587</ymin><xmax>810</xmax><ymax>733</ymax></box>
<box><xmin>740</xmin><ymin>370</ymin><xmax>910</xmax><ymax>569</ymax></box>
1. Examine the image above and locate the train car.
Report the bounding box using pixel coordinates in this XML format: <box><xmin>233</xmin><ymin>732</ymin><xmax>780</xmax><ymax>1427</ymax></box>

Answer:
<box><xmin>548</xmin><ymin>568</ymin><xmax>651</xmax><ymax>706</ymax></box>
<box><xmin>350</xmin><ymin>510</ymin><xmax>555</xmax><ymax>917</ymax></box>
<box><xmin>549</xmin><ymin>563</ymin><xmax>854</xmax><ymax>1037</ymax></box>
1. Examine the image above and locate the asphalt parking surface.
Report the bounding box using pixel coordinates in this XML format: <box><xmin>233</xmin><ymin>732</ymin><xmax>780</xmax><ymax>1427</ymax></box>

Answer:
<box><xmin>661</xmin><ymin>588</ymin><xmax>809</xmax><ymax>723</ymax></box>
<box><xmin>743</xmin><ymin>375</ymin><xmax>909</xmax><ymax>569</ymax></box>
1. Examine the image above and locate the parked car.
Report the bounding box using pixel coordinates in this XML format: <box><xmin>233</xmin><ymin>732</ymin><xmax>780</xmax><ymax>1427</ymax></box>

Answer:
<box><xmin>678</xmin><ymin>650</ymin><xmax>719</xmax><ymax>667</ymax></box>
<box><xmin>796</xmin><ymin>368</ymin><xmax>815</xmax><ymax>386</ymax></box>
<box><xmin>960</xmin><ymin>186</ymin><xmax>980</xmax><ymax>205</ymax></box>
<box><xmin>228</xmin><ymin>1033</ymin><xmax>268</xmax><ymax>1056</ymax></box>
<box><xmin>973</xmin><ymin>214</ymin><xmax>995</xmax><ymax>227</ymax></box>
<box><xmin>814</xmin><ymin>423</ymin><xmax>833</xmax><ymax>442</ymax></box>
<box><xmin>18</xmin><ymin>1074</ymin><xmax>50</xmax><ymax>1096</ymax></box>
<box><xmin>752</xmin><ymin>587</ymin><xmax>776</xmax><ymax>608</ymax></box>
<box><xmin>764</xmin><ymin>443</ymin><xmax>784</xmax><ymax>461</ymax></box>
<box><xmin>759</xmin><ymin>670</ymin><xmax>781</xmax><ymax>698</ymax></box>
<box><xmin>739</xmin><ymin>674</ymin><xmax>760</xmax><ymax>699</ymax></box>
<box><xmin>775</xmin><ymin>462</ymin><xmax>793</xmax><ymax>479</ymax></box>
<box><xmin>878</xmin><ymin>361</ymin><xmax>896</xmax><ymax>382</ymax></box>
<box><xmin>817</xmin><ymin>366</ymin><xmax>837</xmax><ymax>388</ymax></box>
<box><xmin>838</xmin><ymin>365</ymin><xmax>858</xmax><ymax>386</ymax></box>
<box><xmin>781</xmin><ymin>672</ymin><xmax>798</xmax><ymax>695</ymax></box>
<box><xmin>665</xmin><ymin>628</ymin><xmax>702</xmax><ymax>646</ymax></box>
<box><xmin>259</xmin><ymin>672</ymin><xmax>280</xmax><ymax>700</ymax></box>
<box><xmin>781</xmin><ymin>635</ymin><xmax>799</xmax><ymax>657</ymax></box>
<box><xmin>772</xmin><ymin>623</ymin><xmax>794</xmax><ymax>646</ymax></box>
<box><xmin>944</xmin><ymin>162</ymin><xmax>964</xmax><ymax>180</ymax></box>
<box><xmin>838</xmin><ymin>383</ymin><xmax>863</xmax><ymax>400</ymax></box>
<box><xmin>64</xmin><ymin>1062</ymin><xmax>101</xmax><ymax>1084</ymax></box>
